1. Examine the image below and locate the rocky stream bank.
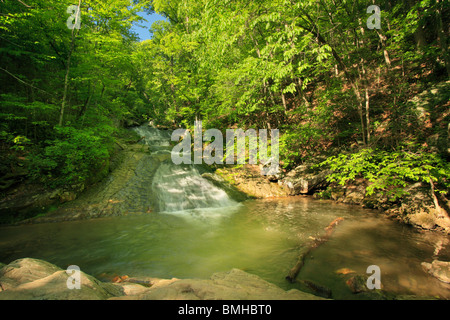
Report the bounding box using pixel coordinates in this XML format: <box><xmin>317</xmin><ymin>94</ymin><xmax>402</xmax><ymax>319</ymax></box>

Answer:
<box><xmin>0</xmin><ymin>258</ymin><xmax>324</xmax><ymax>300</ymax></box>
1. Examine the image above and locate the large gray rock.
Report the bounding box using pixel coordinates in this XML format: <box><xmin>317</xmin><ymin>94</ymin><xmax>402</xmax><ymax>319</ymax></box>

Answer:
<box><xmin>0</xmin><ymin>258</ymin><xmax>123</xmax><ymax>300</ymax></box>
<box><xmin>281</xmin><ymin>165</ymin><xmax>330</xmax><ymax>195</ymax></box>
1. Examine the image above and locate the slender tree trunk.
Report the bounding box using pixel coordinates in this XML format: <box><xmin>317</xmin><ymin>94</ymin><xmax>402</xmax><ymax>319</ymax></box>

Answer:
<box><xmin>377</xmin><ymin>30</ymin><xmax>392</xmax><ymax>68</ymax></box>
<box><xmin>60</xmin><ymin>53</ymin><xmax>72</xmax><ymax>126</ymax></box>
<box><xmin>281</xmin><ymin>92</ymin><xmax>287</xmax><ymax>112</ymax></box>
<box><xmin>59</xmin><ymin>1</ymin><xmax>81</xmax><ymax>126</ymax></box>
<box><xmin>436</xmin><ymin>0</ymin><xmax>450</xmax><ymax>77</ymax></box>
<box><xmin>365</xmin><ymin>88</ymin><xmax>370</xmax><ymax>144</ymax></box>
<box><xmin>429</xmin><ymin>175</ymin><xmax>449</xmax><ymax>219</ymax></box>
<box><xmin>299</xmin><ymin>9</ymin><xmax>368</xmax><ymax>144</ymax></box>
<box><xmin>358</xmin><ymin>97</ymin><xmax>366</xmax><ymax>145</ymax></box>
<box><xmin>79</xmin><ymin>82</ymin><xmax>94</xmax><ymax>125</ymax></box>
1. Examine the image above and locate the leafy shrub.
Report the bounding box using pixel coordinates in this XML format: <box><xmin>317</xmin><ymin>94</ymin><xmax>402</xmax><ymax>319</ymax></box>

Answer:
<box><xmin>319</xmin><ymin>148</ymin><xmax>450</xmax><ymax>201</ymax></box>
<box><xmin>28</xmin><ymin>126</ymin><xmax>113</xmax><ymax>188</ymax></box>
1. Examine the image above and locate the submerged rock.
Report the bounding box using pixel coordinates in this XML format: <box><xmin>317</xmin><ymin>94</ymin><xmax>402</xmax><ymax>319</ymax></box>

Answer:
<box><xmin>346</xmin><ymin>275</ymin><xmax>370</xmax><ymax>293</ymax></box>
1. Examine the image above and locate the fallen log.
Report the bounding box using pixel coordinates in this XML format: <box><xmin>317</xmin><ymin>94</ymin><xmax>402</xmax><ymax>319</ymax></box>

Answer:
<box><xmin>297</xmin><ymin>279</ymin><xmax>332</xmax><ymax>299</ymax></box>
<box><xmin>286</xmin><ymin>217</ymin><xmax>344</xmax><ymax>283</ymax></box>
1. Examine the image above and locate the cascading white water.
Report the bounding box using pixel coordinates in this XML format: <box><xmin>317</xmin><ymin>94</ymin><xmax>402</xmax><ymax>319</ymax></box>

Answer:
<box><xmin>133</xmin><ymin>126</ymin><xmax>171</xmax><ymax>147</ymax></box>
<box><xmin>132</xmin><ymin>124</ymin><xmax>238</xmax><ymax>213</ymax></box>
<box><xmin>152</xmin><ymin>162</ymin><xmax>237</xmax><ymax>212</ymax></box>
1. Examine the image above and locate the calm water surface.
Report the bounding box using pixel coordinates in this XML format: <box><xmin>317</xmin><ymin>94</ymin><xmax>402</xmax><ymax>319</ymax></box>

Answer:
<box><xmin>0</xmin><ymin>196</ymin><xmax>449</xmax><ymax>300</ymax></box>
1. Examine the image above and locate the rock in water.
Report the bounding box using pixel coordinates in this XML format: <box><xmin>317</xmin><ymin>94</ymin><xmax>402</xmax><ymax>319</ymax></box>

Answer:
<box><xmin>346</xmin><ymin>275</ymin><xmax>370</xmax><ymax>293</ymax></box>
<box><xmin>421</xmin><ymin>260</ymin><xmax>450</xmax><ymax>284</ymax></box>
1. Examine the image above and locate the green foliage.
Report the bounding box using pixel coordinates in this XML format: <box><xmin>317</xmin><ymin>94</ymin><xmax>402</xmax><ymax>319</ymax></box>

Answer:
<box><xmin>1</xmin><ymin>0</ymin><xmax>449</xmax><ymax>199</ymax></box>
<box><xmin>0</xmin><ymin>0</ymin><xmax>153</xmax><ymax>190</ymax></box>
<box><xmin>11</xmin><ymin>135</ymin><xmax>31</xmax><ymax>151</ymax></box>
<box><xmin>320</xmin><ymin>149</ymin><xmax>450</xmax><ymax>201</ymax></box>
<box><xmin>27</xmin><ymin>126</ymin><xmax>112</xmax><ymax>187</ymax></box>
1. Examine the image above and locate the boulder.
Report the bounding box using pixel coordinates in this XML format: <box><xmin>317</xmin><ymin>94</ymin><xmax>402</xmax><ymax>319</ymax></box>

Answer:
<box><xmin>342</xmin><ymin>185</ymin><xmax>366</xmax><ymax>205</ymax></box>
<box><xmin>345</xmin><ymin>275</ymin><xmax>369</xmax><ymax>293</ymax></box>
<box><xmin>0</xmin><ymin>258</ymin><xmax>123</xmax><ymax>300</ymax></box>
<box><xmin>281</xmin><ymin>165</ymin><xmax>330</xmax><ymax>195</ymax></box>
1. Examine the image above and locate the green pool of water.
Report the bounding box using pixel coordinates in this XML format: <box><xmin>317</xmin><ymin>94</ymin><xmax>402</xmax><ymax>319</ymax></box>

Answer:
<box><xmin>0</xmin><ymin>197</ymin><xmax>449</xmax><ymax>299</ymax></box>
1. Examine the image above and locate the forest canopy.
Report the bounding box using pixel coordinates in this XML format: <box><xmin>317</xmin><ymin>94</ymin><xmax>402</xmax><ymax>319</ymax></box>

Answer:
<box><xmin>0</xmin><ymin>0</ymin><xmax>449</xmax><ymax>195</ymax></box>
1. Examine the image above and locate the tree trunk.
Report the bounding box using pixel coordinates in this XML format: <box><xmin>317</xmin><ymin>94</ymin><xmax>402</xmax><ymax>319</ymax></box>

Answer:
<box><xmin>298</xmin><ymin>11</ymin><xmax>367</xmax><ymax>144</ymax></box>
<box><xmin>59</xmin><ymin>1</ymin><xmax>81</xmax><ymax>126</ymax></box>
<box><xmin>377</xmin><ymin>30</ymin><xmax>392</xmax><ymax>68</ymax></box>
<box><xmin>286</xmin><ymin>217</ymin><xmax>344</xmax><ymax>283</ymax></box>
<box><xmin>429</xmin><ymin>176</ymin><xmax>449</xmax><ymax>219</ymax></box>
<box><xmin>436</xmin><ymin>0</ymin><xmax>450</xmax><ymax>77</ymax></box>
<box><xmin>281</xmin><ymin>92</ymin><xmax>287</xmax><ymax>112</ymax></box>
<box><xmin>365</xmin><ymin>88</ymin><xmax>370</xmax><ymax>144</ymax></box>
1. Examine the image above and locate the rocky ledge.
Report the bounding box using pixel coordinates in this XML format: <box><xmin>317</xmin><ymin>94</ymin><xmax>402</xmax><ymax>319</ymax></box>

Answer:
<box><xmin>274</xmin><ymin>163</ymin><xmax>450</xmax><ymax>234</ymax></box>
<box><xmin>0</xmin><ymin>258</ymin><xmax>323</xmax><ymax>300</ymax></box>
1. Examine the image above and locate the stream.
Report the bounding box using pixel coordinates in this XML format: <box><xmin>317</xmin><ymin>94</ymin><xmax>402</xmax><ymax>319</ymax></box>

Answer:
<box><xmin>0</xmin><ymin>125</ymin><xmax>449</xmax><ymax>300</ymax></box>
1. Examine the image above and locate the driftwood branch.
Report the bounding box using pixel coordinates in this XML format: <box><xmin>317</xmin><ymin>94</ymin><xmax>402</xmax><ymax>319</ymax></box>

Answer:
<box><xmin>286</xmin><ymin>217</ymin><xmax>344</xmax><ymax>283</ymax></box>
<box><xmin>427</xmin><ymin>171</ymin><xmax>449</xmax><ymax>219</ymax></box>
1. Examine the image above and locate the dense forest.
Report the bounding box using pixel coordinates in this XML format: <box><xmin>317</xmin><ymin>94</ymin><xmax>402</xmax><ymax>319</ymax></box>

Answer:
<box><xmin>0</xmin><ymin>0</ymin><xmax>449</xmax><ymax>208</ymax></box>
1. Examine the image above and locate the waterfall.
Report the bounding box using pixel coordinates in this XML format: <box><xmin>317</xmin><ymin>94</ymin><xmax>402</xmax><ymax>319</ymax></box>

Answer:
<box><xmin>132</xmin><ymin>125</ymin><xmax>238</xmax><ymax>213</ymax></box>
<box><xmin>133</xmin><ymin>126</ymin><xmax>171</xmax><ymax>147</ymax></box>
<box><xmin>152</xmin><ymin>162</ymin><xmax>237</xmax><ymax>212</ymax></box>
